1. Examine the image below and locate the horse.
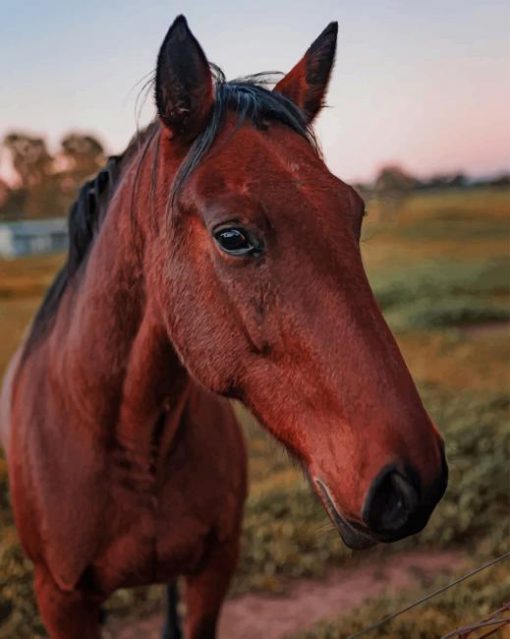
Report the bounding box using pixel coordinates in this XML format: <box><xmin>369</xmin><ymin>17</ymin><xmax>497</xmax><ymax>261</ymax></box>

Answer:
<box><xmin>0</xmin><ymin>15</ymin><xmax>448</xmax><ymax>639</ymax></box>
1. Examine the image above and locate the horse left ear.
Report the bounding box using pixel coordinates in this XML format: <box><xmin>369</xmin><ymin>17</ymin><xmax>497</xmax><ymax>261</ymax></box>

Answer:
<box><xmin>274</xmin><ymin>22</ymin><xmax>338</xmax><ymax>123</ymax></box>
<box><xmin>155</xmin><ymin>15</ymin><xmax>214</xmax><ymax>140</ymax></box>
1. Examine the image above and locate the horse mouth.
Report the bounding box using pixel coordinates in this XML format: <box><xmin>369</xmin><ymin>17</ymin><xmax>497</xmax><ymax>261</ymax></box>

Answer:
<box><xmin>314</xmin><ymin>478</ymin><xmax>377</xmax><ymax>550</ymax></box>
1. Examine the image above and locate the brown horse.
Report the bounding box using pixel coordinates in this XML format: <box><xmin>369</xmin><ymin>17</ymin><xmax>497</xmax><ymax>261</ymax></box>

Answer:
<box><xmin>0</xmin><ymin>15</ymin><xmax>447</xmax><ymax>639</ymax></box>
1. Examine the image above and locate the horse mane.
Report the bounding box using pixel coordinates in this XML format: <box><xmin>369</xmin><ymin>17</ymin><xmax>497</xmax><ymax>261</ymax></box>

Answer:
<box><xmin>24</xmin><ymin>67</ymin><xmax>317</xmax><ymax>356</ymax></box>
<box><xmin>23</xmin><ymin>123</ymin><xmax>159</xmax><ymax>356</ymax></box>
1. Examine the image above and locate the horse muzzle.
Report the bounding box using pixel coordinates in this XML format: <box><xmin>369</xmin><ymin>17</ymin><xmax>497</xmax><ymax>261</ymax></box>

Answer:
<box><xmin>313</xmin><ymin>449</ymin><xmax>448</xmax><ymax>548</ymax></box>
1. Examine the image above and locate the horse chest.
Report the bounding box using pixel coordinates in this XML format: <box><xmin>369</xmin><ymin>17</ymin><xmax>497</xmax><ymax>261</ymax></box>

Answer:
<box><xmin>90</xmin><ymin>468</ymin><xmax>214</xmax><ymax>591</ymax></box>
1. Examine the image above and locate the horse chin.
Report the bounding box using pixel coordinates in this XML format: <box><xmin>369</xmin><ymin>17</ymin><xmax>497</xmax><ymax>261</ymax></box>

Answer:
<box><xmin>314</xmin><ymin>477</ymin><xmax>378</xmax><ymax>550</ymax></box>
<box><xmin>334</xmin><ymin>515</ymin><xmax>378</xmax><ymax>550</ymax></box>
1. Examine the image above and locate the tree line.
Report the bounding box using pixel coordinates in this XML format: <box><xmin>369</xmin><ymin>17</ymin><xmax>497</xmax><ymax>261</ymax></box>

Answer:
<box><xmin>0</xmin><ymin>132</ymin><xmax>508</xmax><ymax>221</ymax></box>
<box><xmin>0</xmin><ymin>132</ymin><xmax>105</xmax><ymax>220</ymax></box>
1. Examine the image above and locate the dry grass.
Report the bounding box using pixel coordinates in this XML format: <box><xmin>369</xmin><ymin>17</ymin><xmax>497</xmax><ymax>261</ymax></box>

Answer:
<box><xmin>362</xmin><ymin>187</ymin><xmax>510</xmax><ymax>269</ymax></box>
<box><xmin>398</xmin><ymin>330</ymin><xmax>510</xmax><ymax>392</ymax></box>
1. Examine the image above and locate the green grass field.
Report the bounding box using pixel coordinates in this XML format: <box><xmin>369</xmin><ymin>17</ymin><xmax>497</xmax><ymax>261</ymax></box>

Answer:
<box><xmin>0</xmin><ymin>187</ymin><xmax>509</xmax><ymax>638</ymax></box>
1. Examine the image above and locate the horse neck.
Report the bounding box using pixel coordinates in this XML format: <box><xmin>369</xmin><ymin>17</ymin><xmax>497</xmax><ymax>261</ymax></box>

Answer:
<box><xmin>49</xmin><ymin>130</ymin><xmax>190</xmax><ymax>453</ymax></box>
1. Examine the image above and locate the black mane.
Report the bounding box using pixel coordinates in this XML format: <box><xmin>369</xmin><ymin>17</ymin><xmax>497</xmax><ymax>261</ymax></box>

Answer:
<box><xmin>22</xmin><ymin>156</ymin><xmax>121</xmax><ymax>355</ymax></box>
<box><xmin>24</xmin><ymin>69</ymin><xmax>316</xmax><ymax>355</ymax></box>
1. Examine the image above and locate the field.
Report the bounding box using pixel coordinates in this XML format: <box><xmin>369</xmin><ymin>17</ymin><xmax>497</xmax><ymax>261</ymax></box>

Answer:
<box><xmin>0</xmin><ymin>187</ymin><xmax>509</xmax><ymax>638</ymax></box>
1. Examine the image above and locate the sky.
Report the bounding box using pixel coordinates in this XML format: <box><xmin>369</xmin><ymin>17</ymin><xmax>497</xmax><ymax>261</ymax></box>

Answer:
<box><xmin>1</xmin><ymin>0</ymin><xmax>509</xmax><ymax>182</ymax></box>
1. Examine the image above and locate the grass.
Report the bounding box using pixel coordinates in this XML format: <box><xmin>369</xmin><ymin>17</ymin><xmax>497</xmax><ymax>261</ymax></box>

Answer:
<box><xmin>0</xmin><ymin>254</ymin><xmax>64</xmax><ymax>300</ymax></box>
<box><xmin>396</xmin><ymin>330</ymin><xmax>510</xmax><ymax>393</ymax></box>
<box><xmin>371</xmin><ymin>258</ymin><xmax>510</xmax><ymax>311</ymax></box>
<box><xmin>385</xmin><ymin>297</ymin><xmax>510</xmax><ymax>330</ymax></box>
<box><xmin>370</xmin><ymin>257</ymin><xmax>510</xmax><ymax>330</ymax></box>
<box><xmin>361</xmin><ymin>187</ymin><xmax>510</xmax><ymax>268</ymax></box>
<box><xmin>0</xmin><ymin>187</ymin><xmax>509</xmax><ymax>637</ymax></box>
<box><xmin>288</xmin><ymin>561</ymin><xmax>510</xmax><ymax>639</ymax></box>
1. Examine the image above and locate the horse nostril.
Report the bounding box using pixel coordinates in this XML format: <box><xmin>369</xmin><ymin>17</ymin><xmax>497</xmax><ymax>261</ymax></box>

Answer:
<box><xmin>362</xmin><ymin>466</ymin><xmax>419</xmax><ymax>535</ymax></box>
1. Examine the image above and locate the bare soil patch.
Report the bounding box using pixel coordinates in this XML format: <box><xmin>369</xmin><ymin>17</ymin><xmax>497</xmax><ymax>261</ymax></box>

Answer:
<box><xmin>108</xmin><ymin>549</ymin><xmax>465</xmax><ymax>639</ymax></box>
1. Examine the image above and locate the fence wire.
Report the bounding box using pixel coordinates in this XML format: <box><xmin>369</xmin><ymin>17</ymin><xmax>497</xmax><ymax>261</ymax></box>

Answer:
<box><xmin>347</xmin><ymin>550</ymin><xmax>510</xmax><ymax>639</ymax></box>
<box><xmin>441</xmin><ymin>601</ymin><xmax>510</xmax><ymax>639</ymax></box>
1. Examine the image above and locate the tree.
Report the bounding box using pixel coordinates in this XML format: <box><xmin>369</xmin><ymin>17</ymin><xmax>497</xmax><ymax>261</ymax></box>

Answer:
<box><xmin>1</xmin><ymin>131</ymin><xmax>106</xmax><ymax>219</ymax></box>
<box><xmin>58</xmin><ymin>134</ymin><xmax>105</xmax><ymax>182</ymax></box>
<box><xmin>374</xmin><ymin>165</ymin><xmax>416</xmax><ymax>219</ymax></box>
<box><xmin>2</xmin><ymin>133</ymin><xmax>58</xmax><ymax>218</ymax></box>
<box><xmin>56</xmin><ymin>133</ymin><xmax>106</xmax><ymax>212</ymax></box>
<box><xmin>3</xmin><ymin>133</ymin><xmax>53</xmax><ymax>189</ymax></box>
<box><xmin>0</xmin><ymin>178</ymin><xmax>9</xmax><ymax>209</ymax></box>
<box><xmin>0</xmin><ymin>177</ymin><xmax>26</xmax><ymax>220</ymax></box>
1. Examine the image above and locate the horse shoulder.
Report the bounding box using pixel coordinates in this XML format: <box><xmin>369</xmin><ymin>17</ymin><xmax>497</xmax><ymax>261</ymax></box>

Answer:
<box><xmin>8</xmin><ymin>349</ymin><xmax>110</xmax><ymax>592</ymax></box>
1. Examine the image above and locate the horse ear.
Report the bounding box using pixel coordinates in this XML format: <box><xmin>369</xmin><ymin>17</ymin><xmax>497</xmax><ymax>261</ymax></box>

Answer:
<box><xmin>274</xmin><ymin>22</ymin><xmax>338</xmax><ymax>123</ymax></box>
<box><xmin>155</xmin><ymin>16</ymin><xmax>213</xmax><ymax>140</ymax></box>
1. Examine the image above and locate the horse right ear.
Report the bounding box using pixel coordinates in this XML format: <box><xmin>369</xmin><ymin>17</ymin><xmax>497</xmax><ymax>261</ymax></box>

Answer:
<box><xmin>155</xmin><ymin>16</ymin><xmax>214</xmax><ymax>141</ymax></box>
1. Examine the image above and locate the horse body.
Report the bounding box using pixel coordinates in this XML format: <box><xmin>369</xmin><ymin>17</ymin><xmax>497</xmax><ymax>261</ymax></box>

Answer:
<box><xmin>1</xmin><ymin>15</ymin><xmax>447</xmax><ymax>639</ymax></box>
<box><xmin>7</xmin><ymin>356</ymin><xmax>244</xmax><ymax>593</ymax></box>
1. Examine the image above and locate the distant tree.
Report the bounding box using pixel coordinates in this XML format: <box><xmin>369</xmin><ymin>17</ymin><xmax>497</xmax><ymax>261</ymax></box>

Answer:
<box><xmin>0</xmin><ymin>177</ymin><xmax>25</xmax><ymax>220</ymax></box>
<box><xmin>374</xmin><ymin>165</ymin><xmax>416</xmax><ymax>219</ymax></box>
<box><xmin>56</xmin><ymin>133</ymin><xmax>106</xmax><ymax>212</ymax></box>
<box><xmin>352</xmin><ymin>182</ymin><xmax>372</xmax><ymax>199</ymax></box>
<box><xmin>58</xmin><ymin>133</ymin><xmax>105</xmax><ymax>182</ymax></box>
<box><xmin>2</xmin><ymin>133</ymin><xmax>60</xmax><ymax>218</ymax></box>
<box><xmin>0</xmin><ymin>178</ymin><xmax>9</xmax><ymax>209</ymax></box>
<box><xmin>448</xmin><ymin>173</ymin><xmax>467</xmax><ymax>188</ymax></box>
<box><xmin>1</xmin><ymin>131</ymin><xmax>107</xmax><ymax>219</ymax></box>
<box><xmin>421</xmin><ymin>173</ymin><xmax>468</xmax><ymax>190</ymax></box>
<box><xmin>490</xmin><ymin>173</ymin><xmax>510</xmax><ymax>188</ymax></box>
<box><xmin>3</xmin><ymin>133</ymin><xmax>53</xmax><ymax>189</ymax></box>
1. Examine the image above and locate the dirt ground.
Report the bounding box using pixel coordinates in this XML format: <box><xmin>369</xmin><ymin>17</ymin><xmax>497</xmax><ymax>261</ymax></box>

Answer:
<box><xmin>108</xmin><ymin>550</ymin><xmax>465</xmax><ymax>639</ymax></box>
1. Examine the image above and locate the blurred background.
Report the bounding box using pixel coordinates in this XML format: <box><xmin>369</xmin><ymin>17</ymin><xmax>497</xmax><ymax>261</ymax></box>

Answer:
<box><xmin>0</xmin><ymin>1</ymin><xmax>509</xmax><ymax>638</ymax></box>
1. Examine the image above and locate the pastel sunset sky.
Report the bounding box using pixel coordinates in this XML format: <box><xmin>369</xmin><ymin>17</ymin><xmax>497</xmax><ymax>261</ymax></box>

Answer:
<box><xmin>1</xmin><ymin>0</ymin><xmax>509</xmax><ymax>182</ymax></box>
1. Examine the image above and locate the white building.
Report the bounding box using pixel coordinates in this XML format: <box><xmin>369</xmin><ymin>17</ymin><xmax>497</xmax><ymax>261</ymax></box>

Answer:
<box><xmin>0</xmin><ymin>218</ymin><xmax>68</xmax><ymax>258</ymax></box>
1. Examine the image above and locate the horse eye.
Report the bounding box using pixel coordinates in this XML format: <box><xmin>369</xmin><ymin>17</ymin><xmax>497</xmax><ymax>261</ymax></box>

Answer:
<box><xmin>213</xmin><ymin>227</ymin><xmax>258</xmax><ymax>256</ymax></box>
